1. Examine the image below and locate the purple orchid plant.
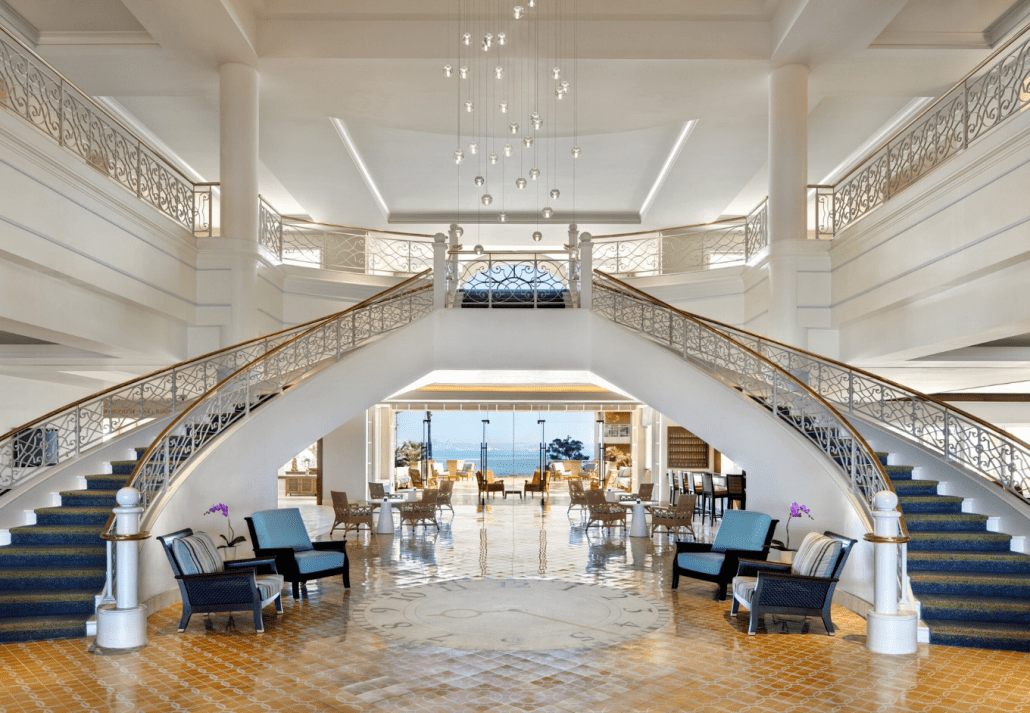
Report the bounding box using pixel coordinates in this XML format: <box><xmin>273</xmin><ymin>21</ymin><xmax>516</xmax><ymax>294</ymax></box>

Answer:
<box><xmin>203</xmin><ymin>503</ymin><xmax>246</xmax><ymax>548</ymax></box>
<box><xmin>785</xmin><ymin>502</ymin><xmax>813</xmax><ymax>550</ymax></box>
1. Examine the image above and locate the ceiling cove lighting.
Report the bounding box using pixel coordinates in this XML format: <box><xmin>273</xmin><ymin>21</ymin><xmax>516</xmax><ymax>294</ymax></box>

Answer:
<box><xmin>640</xmin><ymin>120</ymin><xmax>696</xmax><ymax>219</ymax></box>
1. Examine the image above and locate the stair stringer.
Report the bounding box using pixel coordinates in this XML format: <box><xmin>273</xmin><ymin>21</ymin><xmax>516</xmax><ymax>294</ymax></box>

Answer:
<box><xmin>0</xmin><ymin>416</ymin><xmax>174</xmax><ymax>542</ymax></box>
<box><xmin>132</xmin><ymin>308</ymin><xmax>882</xmax><ymax>615</ymax></box>
<box><xmin>850</xmin><ymin>418</ymin><xmax>1030</xmax><ymax>553</ymax></box>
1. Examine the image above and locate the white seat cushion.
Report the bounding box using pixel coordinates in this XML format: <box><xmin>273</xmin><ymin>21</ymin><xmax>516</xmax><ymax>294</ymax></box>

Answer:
<box><xmin>732</xmin><ymin>576</ymin><xmax>758</xmax><ymax>606</ymax></box>
<box><xmin>255</xmin><ymin>574</ymin><xmax>284</xmax><ymax>602</ymax></box>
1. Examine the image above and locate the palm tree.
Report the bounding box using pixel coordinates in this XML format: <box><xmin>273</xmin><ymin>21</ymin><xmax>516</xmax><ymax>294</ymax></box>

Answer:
<box><xmin>395</xmin><ymin>440</ymin><xmax>423</xmax><ymax>467</ymax></box>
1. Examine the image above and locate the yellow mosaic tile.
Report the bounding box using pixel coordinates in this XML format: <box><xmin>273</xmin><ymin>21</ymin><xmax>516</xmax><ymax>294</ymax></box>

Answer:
<box><xmin>1</xmin><ymin>481</ymin><xmax>1029</xmax><ymax>712</ymax></box>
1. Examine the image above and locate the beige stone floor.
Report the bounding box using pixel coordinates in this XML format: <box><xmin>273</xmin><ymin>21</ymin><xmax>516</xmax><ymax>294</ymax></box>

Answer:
<box><xmin>2</xmin><ymin>481</ymin><xmax>1030</xmax><ymax>712</ymax></box>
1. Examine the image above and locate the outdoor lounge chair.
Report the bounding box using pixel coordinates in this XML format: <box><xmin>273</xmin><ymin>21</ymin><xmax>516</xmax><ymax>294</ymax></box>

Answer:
<box><xmin>245</xmin><ymin>508</ymin><xmax>349</xmax><ymax>598</ymax></box>
<box><xmin>524</xmin><ymin>469</ymin><xmax>549</xmax><ymax>497</ymax></box>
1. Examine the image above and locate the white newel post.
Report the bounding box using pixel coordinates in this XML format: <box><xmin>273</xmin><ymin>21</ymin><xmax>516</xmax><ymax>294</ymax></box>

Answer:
<box><xmin>579</xmin><ymin>233</ymin><xmax>592</xmax><ymax>309</ymax></box>
<box><xmin>433</xmin><ymin>233</ymin><xmax>448</xmax><ymax>309</ymax></box>
<box><xmin>94</xmin><ymin>487</ymin><xmax>148</xmax><ymax>653</ymax></box>
<box><xmin>865</xmin><ymin>490</ymin><xmax>918</xmax><ymax>654</ymax></box>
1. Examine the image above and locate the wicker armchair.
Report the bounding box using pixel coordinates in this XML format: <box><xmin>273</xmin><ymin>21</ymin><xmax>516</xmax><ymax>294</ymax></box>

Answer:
<box><xmin>158</xmin><ymin>529</ymin><xmax>283</xmax><ymax>633</ymax></box>
<box><xmin>650</xmin><ymin>494</ymin><xmax>697</xmax><ymax>538</ymax></box>
<box><xmin>369</xmin><ymin>482</ymin><xmax>405</xmax><ymax>502</ymax></box>
<box><xmin>399</xmin><ymin>490</ymin><xmax>439</xmax><ymax>531</ymax></box>
<box><xmin>672</xmin><ymin>510</ymin><xmax>778</xmax><ymax>599</ymax></box>
<box><xmin>567</xmin><ymin>478</ymin><xmax>590</xmax><ymax>513</ymax></box>
<box><xmin>437</xmin><ymin>480</ymin><xmax>455</xmax><ymax>513</ymax></box>
<box><xmin>409</xmin><ymin>466</ymin><xmax>439</xmax><ymax>490</ymax></box>
<box><xmin>329</xmin><ymin>491</ymin><xmax>375</xmax><ymax>536</ymax></box>
<box><xmin>245</xmin><ymin>509</ymin><xmax>349</xmax><ymax>599</ymax></box>
<box><xmin>584</xmin><ymin>489</ymin><xmax>627</xmax><ymax>531</ymax></box>
<box><xmin>524</xmin><ymin>469</ymin><xmax>550</xmax><ymax>497</ymax></box>
<box><xmin>620</xmin><ymin>483</ymin><xmax>655</xmax><ymax>502</ymax></box>
<box><xmin>476</xmin><ymin>470</ymin><xmax>504</xmax><ymax>498</ymax></box>
<box><xmin>731</xmin><ymin>531</ymin><xmax>856</xmax><ymax>635</ymax></box>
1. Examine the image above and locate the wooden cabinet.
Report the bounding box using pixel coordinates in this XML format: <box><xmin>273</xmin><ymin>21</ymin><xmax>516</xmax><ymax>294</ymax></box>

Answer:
<box><xmin>667</xmin><ymin>427</ymin><xmax>717</xmax><ymax>469</ymax></box>
<box><xmin>284</xmin><ymin>475</ymin><xmax>317</xmax><ymax>496</ymax></box>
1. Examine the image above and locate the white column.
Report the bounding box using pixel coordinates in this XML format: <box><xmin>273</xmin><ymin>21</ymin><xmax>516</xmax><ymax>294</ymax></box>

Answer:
<box><xmin>220</xmin><ymin>63</ymin><xmax>260</xmax><ymax>346</ymax></box>
<box><xmin>766</xmin><ymin>64</ymin><xmax>808</xmax><ymax>347</ymax></box>
<box><xmin>433</xmin><ymin>233</ymin><xmax>448</xmax><ymax>309</ymax></box>
<box><xmin>866</xmin><ymin>491</ymin><xmax>918</xmax><ymax>654</ymax></box>
<box><xmin>579</xmin><ymin>233</ymin><xmax>592</xmax><ymax>309</ymax></box>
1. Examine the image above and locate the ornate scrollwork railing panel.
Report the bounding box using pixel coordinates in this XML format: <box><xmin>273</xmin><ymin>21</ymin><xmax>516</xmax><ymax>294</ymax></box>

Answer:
<box><xmin>591</xmin><ymin>272</ymin><xmax>893</xmax><ymax>523</ymax></box>
<box><xmin>0</xmin><ymin>24</ymin><xmax>209</xmax><ymax>234</ymax></box>
<box><xmin>744</xmin><ymin>199</ymin><xmax>768</xmax><ymax>258</ymax></box>
<box><xmin>696</xmin><ymin>319</ymin><xmax>1030</xmax><ymax>503</ymax></box>
<box><xmin>117</xmin><ymin>274</ymin><xmax>433</xmax><ymax>517</ymax></box>
<box><xmin>822</xmin><ymin>24</ymin><xmax>1030</xmax><ymax>236</ymax></box>
<box><xmin>259</xmin><ymin>197</ymin><xmax>282</xmax><ymax>259</ymax></box>
<box><xmin>451</xmin><ymin>253</ymin><xmax>573</xmax><ymax>307</ymax></box>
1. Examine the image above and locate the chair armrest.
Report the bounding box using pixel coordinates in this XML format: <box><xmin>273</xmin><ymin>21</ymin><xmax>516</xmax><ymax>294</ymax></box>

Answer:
<box><xmin>754</xmin><ymin>571</ymin><xmax>838</xmax><ymax>607</ymax></box>
<box><xmin>676</xmin><ymin>542</ymin><xmax>714</xmax><ymax>554</ymax></box>
<box><xmin>225</xmin><ymin>557</ymin><xmax>279</xmax><ymax>575</ymax></box>
<box><xmin>177</xmin><ymin>570</ymin><xmax>258</xmax><ymax>603</ymax></box>
<box><xmin>736</xmin><ymin>558</ymin><xmax>791</xmax><ymax>578</ymax></box>
<box><xmin>252</xmin><ymin>546</ymin><xmax>298</xmax><ymax>560</ymax></box>
<box><xmin>312</xmin><ymin>540</ymin><xmax>347</xmax><ymax>552</ymax></box>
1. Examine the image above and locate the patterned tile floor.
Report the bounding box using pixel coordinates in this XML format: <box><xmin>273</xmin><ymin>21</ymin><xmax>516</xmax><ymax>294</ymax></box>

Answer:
<box><xmin>2</xmin><ymin>481</ymin><xmax>1030</xmax><ymax>712</ymax></box>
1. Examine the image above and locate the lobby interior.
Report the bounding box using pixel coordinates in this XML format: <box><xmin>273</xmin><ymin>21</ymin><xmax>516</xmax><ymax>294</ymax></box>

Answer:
<box><xmin>2</xmin><ymin>1</ymin><xmax>1030</xmax><ymax>711</ymax></box>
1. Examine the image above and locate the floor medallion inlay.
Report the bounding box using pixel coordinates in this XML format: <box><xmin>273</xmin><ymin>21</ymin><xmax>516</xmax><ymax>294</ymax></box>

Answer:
<box><xmin>355</xmin><ymin>577</ymin><xmax>670</xmax><ymax>651</ymax></box>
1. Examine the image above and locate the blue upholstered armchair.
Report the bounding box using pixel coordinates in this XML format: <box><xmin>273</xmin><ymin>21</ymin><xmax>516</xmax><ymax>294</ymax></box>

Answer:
<box><xmin>672</xmin><ymin>510</ymin><xmax>778</xmax><ymax>599</ymax></box>
<box><xmin>245</xmin><ymin>508</ymin><xmax>350</xmax><ymax>598</ymax></box>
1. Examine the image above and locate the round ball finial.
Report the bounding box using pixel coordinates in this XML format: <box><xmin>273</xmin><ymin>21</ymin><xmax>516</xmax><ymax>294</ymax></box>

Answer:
<box><xmin>873</xmin><ymin>490</ymin><xmax>898</xmax><ymax>511</ymax></box>
<box><xmin>116</xmin><ymin>487</ymin><xmax>141</xmax><ymax>507</ymax></box>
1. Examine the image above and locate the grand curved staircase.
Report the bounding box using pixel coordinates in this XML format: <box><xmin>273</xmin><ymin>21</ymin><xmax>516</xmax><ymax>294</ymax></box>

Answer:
<box><xmin>2</xmin><ymin>267</ymin><xmax>1030</xmax><ymax>653</ymax></box>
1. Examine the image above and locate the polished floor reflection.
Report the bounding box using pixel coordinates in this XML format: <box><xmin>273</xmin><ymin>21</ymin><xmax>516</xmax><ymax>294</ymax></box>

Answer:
<box><xmin>2</xmin><ymin>481</ymin><xmax>1029</xmax><ymax>712</ymax></box>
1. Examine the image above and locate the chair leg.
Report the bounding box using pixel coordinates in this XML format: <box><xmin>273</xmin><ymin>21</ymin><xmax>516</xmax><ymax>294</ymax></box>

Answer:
<box><xmin>716</xmin><ymin>582</ymin><xmax>728</xmax><ymax>601</ymax></box>
<box><xmin>748</xmin><ymin>610</ymin><xmax>759</xmax><ymax>635</ymax></box>
<box><xmin>292</xmin><ymin>581</ymin><xmax>300</xmax><ymax>599</ymax></box>
<box><xmin>343</xmin><ymin>555</ymin><xmax>351</xmax><ymax>588</ymax></box>
<box><xmin>822</xmin><ymin>608</ymin><xmax>835</xmax><ymax>636</ymax></box>
<box><xmin>178</xmin><ymin>604</ymin><xmax>192</xmax><ymax>633</ymax></box>
<box><xmin>274</xmin><ymin>594</ymin><xmax>283</xmax><ymax>613</ymax></box>
<box><xmin>254</xmin><ymin>603</ymin><xmax>264</xmax><ymax>633</ymax></box>
<box><xmin>730</xmin><ymin>597</ymin><xmax>739</xmax><ymax>616</ymax></box>
<box><xmin>671</xmin><ymin>568</ymin><xmax>679</xmax><ymax>590</ymax></box>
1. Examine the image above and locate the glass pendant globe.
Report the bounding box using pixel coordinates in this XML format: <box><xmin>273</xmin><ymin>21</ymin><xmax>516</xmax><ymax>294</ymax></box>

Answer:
<box><xmin>555</xmin><ymin>88</ymin><xmax>564</xmax><ymax>99</ymax></box>
<box><xmin>571</xmin><ymin>146</ymin><xmax>582</xmax><ymax>158</ymax></box>
<box><xmin>513</xmin><ymin>6</ymin><xmax>525</xmax><ymax>19</ymax></box>
<box><xmin>550</xmin><ymin>188</ymin><xmax>560</xmax><ymax>200</ymax></box>
<box><xmin>503</xmin><ymin>144</ymin><xmax>513</xmax><ymax>157</ymax></box>
<box><xmin>552</xmin><ymin>67</ymin><xmax>561</xmax><ymax>80</ymax></box>
<box><xmin>516</xmin><ymin>177</ymin><xmax>527</xmax><ymax>189</ymax></box>
<box><xmin>497</xmin><ymin>32</ymin><xmax>507</xmax><ymax>45</ymax></box>
<box><xmin>509</xmin><ymin>122</ymin><xmax>519</xmax><ymax>134</ymax></box>
<box><xmin>474</xmin><ymin>175</ymin><xmax>485</xmax><ymax>187</ymax></box>
<box><xmin>531</xmin><ymin>112</ymin><xmax>543</xmax><ymax>130</ymax></box>
<box><xmin>462</xmin><ymin>32</ymin><xmax>471</xmax><ymax>45</ymax></box>
<box><xmin>495</xmin><ymin>66</ymin><xmax>504</xmax><ymax>79</ymax></box>
<box><xmin>482</xmin><ymin>194</ymin><xmax>493</xmax><ymax>206</ymax></box>
<box><xmin>469</xmin><ymin>142</ymin><xmax>479</xmax><ymax>154</ymax></box>
<box><xmin>459</xmin><ymin>66</ymin><xmax>469</xmax><ymax>79</ymax></box>
<box><xmin>474</xmin><ymin>244</ymin><xmax>484</xmax><ymax>255</ymax></box>
<box><xmin>499</xmin><ymin>101</ymin><xmax>509</xmax><ymax>113</ymax></box>
<box><xmin>523</xmin><ymin>136</ymin><xmax>533</xmax><ymax>148</ymax></box>
<box><xmin>529</xmin><ymin>168</ymin><xmax>540</xmax><ymax>180</ymax></box>
<box><xmin>465</xmin><ymin>101</ymin><xmax>474</xmax><ymax>112</ymax></box>
<box><xmin>455</xmin><ymin>226</ymin><xmax>464</xmax><ymax>237</ymax></box>
<box><xmin>489</xmin><ymin>153</ymin><xmax>499</xmax><ymax>165</ymax></box>
<box><xmin>542</xmin><ymin>207</ymin><xmax>553</xmax><ymax>218</ymax></box>
<box><xmin>443</xmin><ymin>65</ymin><xmax>453</xmax><ymax>77</ymax></box>
<box><xmin>529</xmin><ymin>0</ymin><xmax>537</xmax><ymax>7</ymax></box>
<box><xmin>453</xmin><ymin>150</ymin><xmax>464</xmax><ymax>164</ymax></box>
<box><xmin>532</xmin><ymin>231</ymin><xmax>543</xmax><ymax>241</ymax></box>
<box><xmin>561</xmin><ymin>80</ymin><xmax>570</xmax><ymax>93</ymax></box>
<box><xmin>499</xmin><ymin>212</ymin><xmax>507</xmax><ymax>223</ymax></box>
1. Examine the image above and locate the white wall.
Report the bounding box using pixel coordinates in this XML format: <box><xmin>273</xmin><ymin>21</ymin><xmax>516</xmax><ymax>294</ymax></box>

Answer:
<box><xmin>321</xmin><ymin>411</ymin><xmax>370</xmax><ymax>501</ymax></box>
<box><xmin>0</xmin><ymin>374</ymin><xmax>92</xmax><ymax>434</ymax></box>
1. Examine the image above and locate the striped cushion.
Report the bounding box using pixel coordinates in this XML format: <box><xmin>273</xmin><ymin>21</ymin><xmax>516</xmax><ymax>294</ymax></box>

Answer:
<box><xmin>732</xmin><ymin>576</ymin><xmax>758</xmax><ymax>606</ymax></box>
<box><xmin>255</xmin><ymin>574</ymin><xmax>284</xmax><ymax>602</ymax></box>
<box><xmin>792</xmin><ymin>532</ymin><xmax>842</xmax><ymax>578</ymax></box>
<box><xmin>171</xmin><ymin>532</ymin><xmax>223</xmax><ymax>575</ymax></box>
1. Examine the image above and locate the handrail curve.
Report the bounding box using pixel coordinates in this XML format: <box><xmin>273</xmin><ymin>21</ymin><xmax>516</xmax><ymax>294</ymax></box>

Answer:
<box><xmin>103</xmin><ymin>270</ymin><xmax>434</xmax><ymax>536</ymax></box>
<box><xmin>592</xmin><ymin>270</ymin><xmax>901</xmax><ymax>536</ymax></box>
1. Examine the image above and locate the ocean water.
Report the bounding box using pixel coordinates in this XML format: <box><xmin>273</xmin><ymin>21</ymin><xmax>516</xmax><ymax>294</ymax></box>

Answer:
<box><xmin>426</xmin><ymin>449</ymin><xmax>550</xmax><ymax>477</ymax></box>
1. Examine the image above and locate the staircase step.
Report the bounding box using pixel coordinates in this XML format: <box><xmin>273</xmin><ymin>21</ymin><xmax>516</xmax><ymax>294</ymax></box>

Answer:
<box><xmin>891</xmin><ymin>480</ymin><xmax>939</xmax><ymax>496</ymax></box>
<box><xmin>876</xmin><ymin>452</ymin><xmax>889</xmax><ymax>466</ymax></box>
<box><xmin>884</xmin><ymin>465</ymin><xmax>914</xmax><ymax>480</ymax></box>
<box><xmin>904</xmin><ymin>513</ymin><xmax>990</xmax><ymax>532</ymax></box>
<box><xmin>0</xmin><ymin>545</ymin><xmax>106</xmax><ymax>567</ymax></box>
<box><xmin>924</xmin><ymin>620</ymin><xmax>1030</xmax><ymax>653</ymax></box>
<box><xmin>134</xmin><ymin>447</ymin><xmax>147</xmax><ymax>458</ymax></box>
<box><xmin>908</xmin><ymin>550</ymin><xmax>1030</xmax><ymax>574</ymax></box>
<box><xmin>58</xmin><ymin>490</ymin><xmax>119</xmax><ymax>507</ymax></box>
<box><xmin>0</xmin><ymin>567</ymin><xmax>106</xmax><ymax>591</ymax></box>
<box><xmin>918</xmin><ymin>594</ymin><xmax>1030</xmax><ymax>624</ymax></box>
<box><xmin>898</xmin><ymin>495</ymin><xmax>964</xmax><ymax>514</ymax></box>
<box><xmin>0</xmin><ymin>590</ymin><xmax>97</xmax><ymax>617</ymax></box>
<box><xmin>33</xmin><ymin>507</ymin><xmax>111</xmax><ymax>526</ymax></box>
<box><xmin>0</xmin><ymin>614</ymin><xmax>87</xmax><ymax>643</ymax></box>
<box><xmin>109</xmin><ymin>461</ymin><xmax>137</xmax><ymax>475</ymax></box>
<box><xmin>85</xmin><ymin>474</ymin><xmax>127</xmax><ymax>491</ymax></box>
<box><xmin>9</xmin><ymin>525</ymin><xmax>104</xmax><ymax>545</ymax></box>
<box><xmin>911</xmin><ymin>571</ymin><xmax>1030</xmax><ymax>597</ymax></box>
<box><xmin>908</xmin><ymin>531</ymin><xmax>1011</xmax><ymax>552</ymax></box>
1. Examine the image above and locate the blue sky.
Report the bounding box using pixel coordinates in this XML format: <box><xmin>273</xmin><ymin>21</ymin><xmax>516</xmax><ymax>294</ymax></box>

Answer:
<box><xmin>397</xmin><ymin>410</ymin><xmax>595</xmax><ymax>454</ymax></box>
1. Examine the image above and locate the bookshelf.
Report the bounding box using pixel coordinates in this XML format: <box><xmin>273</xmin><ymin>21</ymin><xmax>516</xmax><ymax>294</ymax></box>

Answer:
<box><xmin>667</xmin><ymin>426</ymin><xmax>716</xmax><ymax>469</ymax></box>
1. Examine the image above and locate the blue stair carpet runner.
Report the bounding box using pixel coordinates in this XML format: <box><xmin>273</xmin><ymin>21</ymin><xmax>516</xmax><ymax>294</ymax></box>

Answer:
<box><xmin>0</xmin><ymin>450</ymin><xmax>146</xmax><ymax>643</ymax></box>
<box><xmin>880</xmin><ymin>453</ymin><xmax>1030</xmax><ymax>652</ymax></box>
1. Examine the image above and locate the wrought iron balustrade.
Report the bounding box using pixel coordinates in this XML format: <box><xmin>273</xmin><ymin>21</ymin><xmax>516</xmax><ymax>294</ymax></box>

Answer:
<box><xmin>0</xmin><ymin>24</ymin><xmax>215</xmax><ymax>235</ymax></box>
<box><xmin>446</xmin><ymin>251</ymin><xmax>578</xmax><ymax>308</ymax></box>
<box><xmin>107</xmin><ymin>272</ymin><xmax>433</xmax><ymax>526</ymax></box>
<box><xmin>813</xmin><ymin>21</ymin><xmax>1030</xmax><ymax>237</ymax></box>
<box><xmin>693</xmin><ymin>314</ymin><xmax>1030</xmax><ymax>506</ymax></box>
<box><xmin>592</xmin><ymin>199</ymin><xmax>768</xmax><ymax>278</ymax></box>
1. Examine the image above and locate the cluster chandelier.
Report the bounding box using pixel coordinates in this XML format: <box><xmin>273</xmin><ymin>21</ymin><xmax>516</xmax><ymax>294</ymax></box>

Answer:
<box><xmin>446</xmin><ymin>0</ymin><xmax>580</xmax><ymax>240</ymax></box>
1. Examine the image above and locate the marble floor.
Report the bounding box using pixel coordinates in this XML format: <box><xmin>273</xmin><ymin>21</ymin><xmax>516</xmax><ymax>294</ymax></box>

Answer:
<box><xmin>2</xmin><ymin>481</ymin><xmax>1030</xmax><ymax>712</ymax></box>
